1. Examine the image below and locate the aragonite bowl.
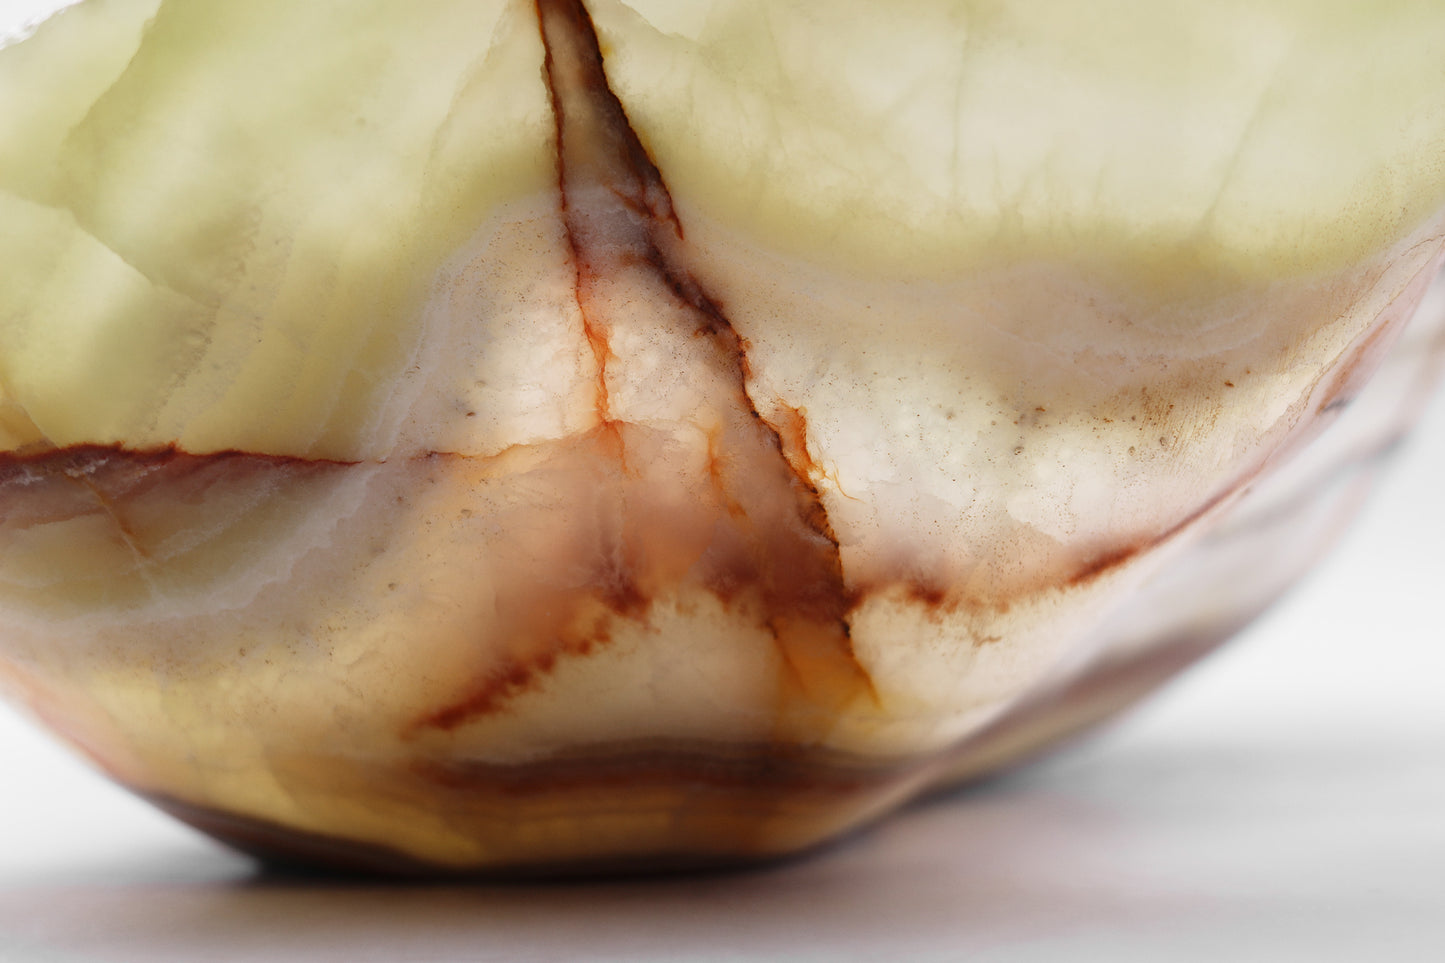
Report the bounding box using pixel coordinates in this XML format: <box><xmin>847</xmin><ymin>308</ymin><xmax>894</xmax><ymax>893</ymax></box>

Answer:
<box><xmin>2</xmin><ymin>0</ymin><xmax>1444</xmax><ymax>875</ymax></box>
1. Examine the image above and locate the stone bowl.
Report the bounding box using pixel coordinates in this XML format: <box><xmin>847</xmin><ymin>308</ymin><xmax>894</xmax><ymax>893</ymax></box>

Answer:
<box><xmin>2</xmin><ymin>0</ymin><xmax>1443</xmax><ymax>874</ymax></box>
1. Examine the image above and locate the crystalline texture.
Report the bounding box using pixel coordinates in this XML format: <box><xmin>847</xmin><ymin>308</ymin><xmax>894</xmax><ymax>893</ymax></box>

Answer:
<box><xmin>1</xmin><ymin>0</ymin><xmax>1443</xmax><ymax>873</ymax></box>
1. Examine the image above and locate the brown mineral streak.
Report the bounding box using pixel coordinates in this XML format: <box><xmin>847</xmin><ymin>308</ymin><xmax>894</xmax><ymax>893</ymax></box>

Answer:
<box><xmin>1064</xmin><ymin>475</ymin><xmax>1245</xmax><ymax>589</ymax></box>
<box><xmin>403</xmin><ymin>0</ymin><xmax>880</xmax><ymax>733</ymax></box>
<box><xmin>0</xmin><ymin>444</ymin><xmax>354</xmax><ymax>559</ymax></box>
<box><xmin>0</xmin><ymin>444</ymin><xmax>360</xmax><ymax>511</ymax></box>
<box><xmin>539</xmin><ymin>7</ymin><xmax>615</xmax><ymax>434</ymax></box>
<box><xmin>0</xmin><ymin>443</ymin><xmax>358</xmax><ymax>472</ymax></box>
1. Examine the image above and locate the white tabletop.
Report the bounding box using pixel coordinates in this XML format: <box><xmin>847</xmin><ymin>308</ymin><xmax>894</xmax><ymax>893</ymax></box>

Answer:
<box><xmin>2</xmin><ymin>387</ymin><xmax>1442</xmax><ymax>961</ymax></box>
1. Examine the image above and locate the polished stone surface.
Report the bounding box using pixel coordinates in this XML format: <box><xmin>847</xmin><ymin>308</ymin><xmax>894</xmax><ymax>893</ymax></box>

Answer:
<box><xmin>4</xmin><ymin>0</ymin><xmax>1445</xmax><ymax>873</ymax></box>
<box><xmin>1</xmin><ymin>392</ymin><xmax>1442</xmax><ymax>960</ymax></box>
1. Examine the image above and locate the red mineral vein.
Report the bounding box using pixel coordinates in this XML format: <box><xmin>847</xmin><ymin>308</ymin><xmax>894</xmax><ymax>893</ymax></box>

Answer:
<box><xmin>540</xmin><ymin>16</ymin><xmax>616</xmax><ymax>435</ymax></box>
<box><xmin>408</xmin><ymin>0</ymin><xmax>879</xmax><ymax>733</ymax></box>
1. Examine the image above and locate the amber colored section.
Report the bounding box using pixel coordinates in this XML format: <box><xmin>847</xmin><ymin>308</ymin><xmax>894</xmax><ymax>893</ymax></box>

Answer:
<box><xmin>134</xmin><ymin>620</ymin><xmax>1234</xmax><ymax>878</ymax></box>
<box><xmin>147</xmin><ymin>742</ymin><xmax>928</xmax><ymax>877</ymax></box>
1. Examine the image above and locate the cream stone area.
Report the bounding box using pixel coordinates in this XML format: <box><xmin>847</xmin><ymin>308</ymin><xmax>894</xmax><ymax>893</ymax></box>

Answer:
<box><xmin>588</xmin><ymin>0</ymin><xmax>1445</xmax><ymax>278</ymax></box>
<box><xmin>2</xmin><ymin>0</ymin><xmax>1445</xmax><ymax>872</ymax></box>
<box><xmin>661</xmin><ymin>207</ymin><xmax>1445</xmax><ymax>582</ymax></box>
<box><xmin>1081</xmin><ymin>273</ymin><xmax>1445</xmax><ymax>668</ymax></box>
<box><xmin>922</xmin><ymin>271</ymin><xmax>1445</xmax><ymax>787</ymax></box>
<box><xmin>659</xmin><ymin>211</ymin><xmax>1445</xmax><ymax>717</ymax></box>
<box><xmin>0</xmin><ymin>0</ymin><xmax>557</xmax><ymax>458</ymax></box>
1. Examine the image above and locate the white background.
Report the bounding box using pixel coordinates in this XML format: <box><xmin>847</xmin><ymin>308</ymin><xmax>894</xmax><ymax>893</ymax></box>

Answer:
<box><xmin>2</xmin><ymin>1</ymin><xmax>1442</xmax><ymax>959</ymax></box>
